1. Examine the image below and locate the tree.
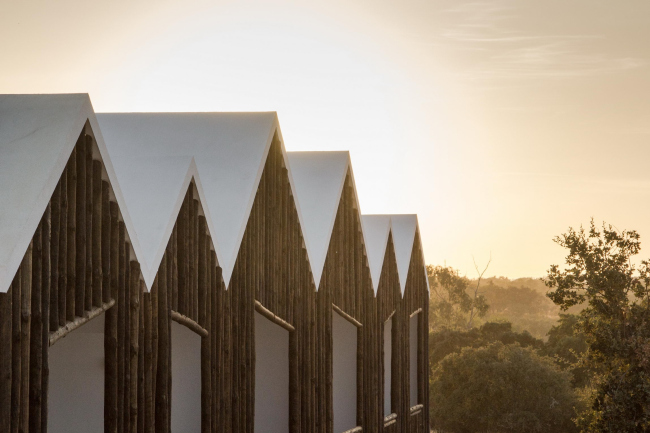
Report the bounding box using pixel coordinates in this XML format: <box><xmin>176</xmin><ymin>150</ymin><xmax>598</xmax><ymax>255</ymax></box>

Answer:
<box><xmin>429</xmin><ymin>321</ymin><xmax>543</xmax><ymax>366</ymax></box>
<box><xmin>430</xmin><ymin>342</ymin><xmax>579</xmax><ymax>433</ymax></box>
<box><xmin>428</xmin><ymin>265</ymin><xmax>488</xmax><ymax>330</ymax></box>
<box><xmin>546</xmin><ymin>220</ymin><xmax>650</xmax><ymax>432</ymax></box>
<box><xmin>540</xmin><ymin>314</ymin><xmax>590</xmax><ymax>388</ymax></box>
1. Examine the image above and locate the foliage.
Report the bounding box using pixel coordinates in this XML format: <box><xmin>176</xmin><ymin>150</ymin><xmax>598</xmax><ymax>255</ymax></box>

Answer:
<box><xmin>546</xmin><ymin>220</ymin><xmax>650</xmax><ymax>432</ymax></box>
<box><xmin>428</xmin><ymin>265</ymin><xmax>488</xmax><ymax>330</ymax></box>
<box><xmin>540</xmin><ymin>314</ymin><xmax>590</xmax><ymax>388</ymax></box>
<box><xmin>429</xmin><ymin>321</ymin><xmax>543</xmax><ymax>366</ymax></box>
<box><xmin>430</xmin><ymin>342</ymin><xmax>580</xmax><ymax>433</ymax></box>
<box><xmin>481</xmin><ymin>282</ymin><xmax>560</xmax><ymax>339</ymax></box>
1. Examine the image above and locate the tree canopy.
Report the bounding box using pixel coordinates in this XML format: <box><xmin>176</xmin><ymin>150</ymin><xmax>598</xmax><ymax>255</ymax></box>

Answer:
<box><xmin>546</xmin><ymin>220</ymin><xmax>650</xmax><ymax>432</ymax></box>
<box><xmin>430</xmin><ymin>342</ymin><xmax>579</xmax><ymax>433</ymax></box>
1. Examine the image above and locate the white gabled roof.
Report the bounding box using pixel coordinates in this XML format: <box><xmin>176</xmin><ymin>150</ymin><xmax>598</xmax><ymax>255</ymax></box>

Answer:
<box><xmin>97</xmin><ymin>112</ymin><xmax>279</xmax><ymax>287</ymax></box>
<box><xmin>287</xmin><ymin>151</ymin><xmax>359</xmax><ymax>290</ymax></box>
<box><xmin>390</xmin><ymin>214</ymin><xmax>420</xmax><ymax>295</ymax></box>
<box><xmin>361</xmin><ymin>215</ymin><xmax>392</xmax><ymax>294</ymax></box>
<box><xmin>0</xmin><ymin>94</ymin><xmax>145</xmax><ymax>293</ymax></box>
<box><xmin>94</xmin><ymin>150</ymin><xmax>211</xmax><ymax>289</ymax></box>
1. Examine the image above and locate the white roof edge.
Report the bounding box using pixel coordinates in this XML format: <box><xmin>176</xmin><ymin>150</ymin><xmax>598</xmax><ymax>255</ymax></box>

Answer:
<box><xmin>88</xmin><ymin>107</ymin><xmax>149</xmax><ymax>286</ymax></box>
<box><xmin>0</xmin><ymin>94</ymin><xmax>89</xmax><ymax>292</ymax></box>
<box><xmin>360</xmin><ymin>214</ymin><xmax>392</xmax><ymax>294</ymax></box>
<box><xmin>287</xmin><ymin>151</ymin><xmax>351</xmax><ymax>290</ymax></box>
<box><xmin>141</xmin><ymin>159</ymin><xmax>222</xmax><ymax>290</ymax></box>
<box><xmin>135</xmin><ymin>159</ymin><xmax>194</xmax><ymax>289</ymax></box>
<box><xmin>277</xmin><ymin>135</ymin><xmax>317</xmax><ymax>290</ymax></box>
<box><xmin>221</xmin><ymin>113</ymin><xmax>278</xmax><ymax>288</ymax></box>
<box><xmin>415</xmin><ymin>219</ymin><xmax>430</xmax><ymax>293</ymax></box>
<box><xmin>389</xmin><ymin>214</ymin><xmax>420</xmax><ymax>296</ymax></box>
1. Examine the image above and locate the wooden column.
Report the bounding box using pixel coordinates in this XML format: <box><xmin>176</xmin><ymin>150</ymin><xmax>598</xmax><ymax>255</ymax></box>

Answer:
<box><xmin>19</xmin><ymin>242</ymin><xmax>33</xmax><ymax>433</ymax></box>
<box><xmin>92</xmin><ymin>160</ymin><xmax>103</xmax><ymax>307</ymax></box>
<box><xmin>0</xmin><ymin>291</ymin><xmax>11</xmax><ymax>433</ymax></box>
<box><xmin>28</xmin><ymin>216</ymin><xmax>43</xmax><ymax>433</ymax></box>
<box><xmin>75</xmin><ymin>140</ymin><xmax>86</xmax><ymax>317</ymax></box>
<box><xmin>66</xmin><ymin>147</ymin><xmax>76</xmax><ymax>322</ymax></box>
<box><xmin>129</xmin><ymin>261</ymin><xmax>141</xmax><ymax>433</ymax></box>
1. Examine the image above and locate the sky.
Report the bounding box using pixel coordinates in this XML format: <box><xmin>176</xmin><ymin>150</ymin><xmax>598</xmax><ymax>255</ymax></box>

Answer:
<box><xmin>2</xmin><ymin>0</ymin><xmax>650</xmax><ymax>279</ymax></box>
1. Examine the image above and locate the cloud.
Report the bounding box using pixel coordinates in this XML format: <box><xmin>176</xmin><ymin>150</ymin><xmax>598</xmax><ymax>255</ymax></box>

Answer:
<box><xmin>439</xmin><ymin>1</ymin><xmax>647</xmax><ymax>81</ymax></box>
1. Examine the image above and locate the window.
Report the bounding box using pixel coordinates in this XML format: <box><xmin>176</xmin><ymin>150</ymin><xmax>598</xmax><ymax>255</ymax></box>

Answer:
<box><xmin>171</xmin><ymin>321</ymin><xmax>201</xmax><ymax>432</ymax></box>
<box><xmin>49</xmin><ymin>313</ymin><xmax>105</xmax><ymax>433</ymax></box>
<box><xmin>332</xmin><ymin>310</ymin><xmax>358</xmax><ymax>433</ymax></box>
<box><xmin>384</xmin><ymin>317</ymin><xmax>393</xmax><ymax>417</ymax></box>
<box><xmin>409</xmin><ymin>313</ymin><xmax>419</xmax><ymax>407</ymax></box>
<box><xmin>254</xmin><ymin>311</ymin><xmax>290</xmax><ymax>433</ymax></box>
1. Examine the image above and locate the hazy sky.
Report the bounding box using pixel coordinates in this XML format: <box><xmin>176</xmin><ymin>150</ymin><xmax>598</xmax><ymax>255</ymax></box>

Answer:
<box><xmin>3</xmin><ymin>0</ymin><xmax>650</xmax><ymax>279</ymax></box>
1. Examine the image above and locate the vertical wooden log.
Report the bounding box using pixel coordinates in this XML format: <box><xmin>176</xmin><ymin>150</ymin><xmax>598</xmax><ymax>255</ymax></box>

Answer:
<box><xmin>19</xmin><ymin>243</ymin><xmax>33</xmax><ymax>433</ymax></box>
<box><xmin>10</xmin><ymin>267</ymin><xmax>21</xmax><ymax>433</ymax></box>
<box><xmin>144</xmin><ymin>292</ymin><xmax>154</xmax><ymax>433</ymax></box>
<box><xmin>138</xmin><ymin>284</ymin><xmax>145</xmax><ymax>433</ymax></box>
<box><xmin>49</xmin><ymin>183</ymin><xmax>60</xmax><ymax>332</ymax></box>
<box><xmin>92</xmin><ymin>160</ymin><xmax>103</xmax><ymax>307</ymax></box>
<box><xmin>200</xmin><ymin>225</ymin><xmax>210</xmax><ymax>433</ymax></box>
<box><xmin>117</xmin><ymin>221</ymin><xmax>126</xmax><ymax>433</ymax></box>
<box><xmin>0</xmin><ymin>290</ymin><xmax>12</xmax><ymax>433</ymax></box>
<box><xmin>58</xmin><ymin>169</ymin><xmax>68</xmax><ymax>328</ymax></box>
<box><xmin>85</xmin><ymin>137</ymin><xmax>93</xmax><ymax>312</ymax></box>
<box><xmin>198</xmin><ymin>217</ymin><xmax>207</xmax><ymax>328</ymax></box>
<box><xmin>105</xmin><ymin>202</ymin><xmax>119</xmax><ymax>433</ymax></box>
<box><xmin>129</xmin><ymin>261</ymin><xmax>141</xmax><ymax>433</ymax></box>
<box><xmin>190</xmin><ymin>198</ymin><xmax>198</xmax><ymax>321</ymax></box>
<box><xmin>210</xmin><ymin>253</ymin><xmax>218</xmax><ymax>433</ymax></box>
<box><xmin>155</xmin><ymin>254</ymin><xmax>169</xmax><ymax>433</ymax></box>
<box><xmin>171</xmin><ymin>226</ymin><xmax>178</xmax><ymax>313</ymax></box>
<box><xmin>75</xmin><ymin>140</ymin><xmax>86</xmax><ymax>317</ymax></box>
<box><xmin>66</xmin><ymin>146</ymin><xmax>76</xmax><ymax>322</ymax></box>
<box><xmin>177</xmin><ymin>192</ymin><xmax>187</xmax><ymax>315</ymax></box>
<box><xmin>102</xmin><ymin>182</ymin><xmax>111</xmax><ymax>303</ymax></box>
<box><xmin>224</xmin><ymin>282</ymin><xmax>232</xmax><ymax>433</ymax></box>
<box><xmin>41</xmin><ymin>205</ymin><xmax>52</xmax><ymax>433</ymax></box>
<box><xmin>150</xmin><ymin>280</ymin><xmax>158</xmax><ymax>427</ymax></box>
<box><xmin>124</xmin><ymin>245</ymin><xmax>132</xmax><ymax>433</ymax></box>
<box><xmin>28</xmin><ymin>218</ymin><xmax>43</xmax><ymax>433</ymax></box>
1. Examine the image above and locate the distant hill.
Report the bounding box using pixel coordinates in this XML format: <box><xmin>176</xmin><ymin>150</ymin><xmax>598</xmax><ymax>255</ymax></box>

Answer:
<box><xmin>466</xmin><ymin>276</ymin><xmax>564</xmax><ymax>340</ymax></box>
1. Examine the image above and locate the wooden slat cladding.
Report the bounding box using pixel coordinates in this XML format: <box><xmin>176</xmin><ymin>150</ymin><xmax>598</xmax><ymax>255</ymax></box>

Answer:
<box><xmin>375</xmin><ymin>234</ymin><xmax>409</xmax><ymax>433</ymax></box>
<box><xmin>0</xmin><ymin>124</ymin><xmax>144</xmax><ymax>433</ymax></box>
<box><xmin>315</xmin><ymin>169</ymin><xmax>376</xmax><ymax>433</ymax></box>
<box><xmin>227</xmin><ymin>133</ymin><xmax>314</xmax><ymax>433</ymax></box>
<box><xmin>401</xmin><ymin>232</ymin><xmax>430</xmax><ymax>433</ymax></box>
<box><xmin>0</xmin><ymin>124</ymin><xmax>430</xmax><ymax>433</ymax></box>
<box><xmin>142</xmin><ymin>181</ymin><xmax>223</xmax><ymax>433</ymax></box>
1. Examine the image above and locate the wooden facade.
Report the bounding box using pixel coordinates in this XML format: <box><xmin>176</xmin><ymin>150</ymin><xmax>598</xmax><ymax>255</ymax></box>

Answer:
<box><xmin>0</xmin><ymin>123</ymin><xmax>145</xmax><ymax>433</ymax></box>
<box><xmin>0</xmin><ymin>100</ymin><xmax>430</xmax><ymax>433</ymax></box>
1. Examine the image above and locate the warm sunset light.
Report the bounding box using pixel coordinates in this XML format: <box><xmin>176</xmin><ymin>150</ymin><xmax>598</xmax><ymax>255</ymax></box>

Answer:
<box><xmin>4</xmin><ymin>1</ymin><xmax>650</xmax><ymax>279</ymax></box>
<box><xmin>3</xmin><ymin>3</ymin><xmax>650</xmax><ymax>431</ymax></box>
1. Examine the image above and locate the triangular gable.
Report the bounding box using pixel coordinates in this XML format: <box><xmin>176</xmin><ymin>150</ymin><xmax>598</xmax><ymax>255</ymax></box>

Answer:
<box><xmin>361</xmin><ymin>215</ymin><xmax>392</xmax><ymax>295</ymax></box>
<box><xmin>97</xmin><ymin>112</ymin><xmax>277</xmax><ymax>287</ymax></box>
<box><xmin>0</xmin><ymin>94</ymin><xmax>145</xmax><ymax>293</ymax></box>
<box><xmin>287</xmin><ymin>151</ymin><xmax>351</xmax><ymax>289</ymax></box>
<box><xmin>390</xmin><ymin>214</ymin><xmax>419</xmax><ymax>295</ymax></box>
<box><xmin>98</xmin><ymin>150</ymin><xmax>214</xmax><ymax>289</ymax></box>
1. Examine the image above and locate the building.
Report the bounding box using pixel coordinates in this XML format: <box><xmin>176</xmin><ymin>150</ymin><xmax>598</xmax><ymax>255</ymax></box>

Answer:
<box><xmin>0</xmin><ymin>94</ymin><xmax>429</xmax><ymax>433</ymax></box>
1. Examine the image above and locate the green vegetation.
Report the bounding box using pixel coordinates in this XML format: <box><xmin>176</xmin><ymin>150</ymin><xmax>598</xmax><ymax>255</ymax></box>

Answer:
<box><xmin>546</xmin><ymin>221</ymin><xmax>650</xmax><ymax>432</ymax></box>
<box><xmin>429</xmin><ymin>220</ymin><xmax>650</xmax><ymax>432</ymax></box>
<box><xmin>430</xmin><ymin>342</ymin><xmax>580</xmax><ymax>433</ymax></box>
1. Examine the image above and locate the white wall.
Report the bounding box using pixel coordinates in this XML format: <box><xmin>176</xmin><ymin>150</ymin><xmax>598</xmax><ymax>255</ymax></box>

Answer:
<box><xmin>49</xmin><ymin>312</ymin><xmax>105</xmax><ymax>433</ymax></box>
<box><xmin>254</xmin><ymin>311</ymin><xmax>290</xmax><ymax>433</ymax></box>
<box><xmin>383</xmin><ymin>318</ymin><xmax>392</xmax><ymax>417</ymax></box>
<box><xmin>332</xmin><ymin>311</ymin><xmax>358</xmax><ymax>433</ymax></box>
<box><xmin>409</xmin><ymin>313</ymin><xmax>419</xmax><ymax>407</ymax></box>
<box><xmin>171</xmin><ymin>321</ymin><xmax>202</xmax><ymax>433</ymax></box>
